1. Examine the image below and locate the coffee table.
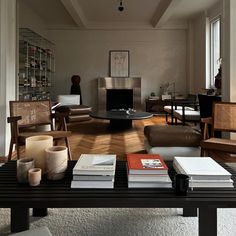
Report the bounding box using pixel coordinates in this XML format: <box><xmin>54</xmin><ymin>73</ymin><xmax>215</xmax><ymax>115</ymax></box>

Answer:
<box><xmin>0</xmin><ymin>161</ymin><xmax>236</xmax><ymax>235</ymax></box>
<box><xmin>90</xmin><ymin>111</ymin><xmax>153</xmax><ymax>129</ymax></box>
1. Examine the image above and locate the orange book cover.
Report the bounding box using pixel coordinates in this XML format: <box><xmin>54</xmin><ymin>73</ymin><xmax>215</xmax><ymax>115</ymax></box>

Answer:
<box><xmin>127</xmin><ymin>154</ymin><xmax>168</xmax><ymax>174</ymax></box>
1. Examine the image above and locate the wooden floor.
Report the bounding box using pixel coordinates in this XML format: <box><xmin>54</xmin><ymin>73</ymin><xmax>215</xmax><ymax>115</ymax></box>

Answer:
<box><xmin>2</xmin><ymin>115</ymin><xmax>235</xmax><ymax>163</ymax></box>
<box><xmin>67</xmin><ymin>115</ymin><xmax>167</xmax><ymax>160</ymax></box>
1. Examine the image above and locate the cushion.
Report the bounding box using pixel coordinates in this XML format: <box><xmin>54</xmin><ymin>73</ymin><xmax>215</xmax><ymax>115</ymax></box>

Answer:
<box><xmin>144</xmin><ymin>140</ymin><xmax>201</xmax><ymax>161</ymax></box>
<box><xmin>164</xmin><ymin>105</ymin><xmax>194</xmax><ymax>113</ymax></box>
<box><xmin>56</xmin><ymin>105</ymin><xmax>91</xmax><ymax>115</ymax></box>
<box><xmin>173</xmin><ymin>110</ymin><xmax>200</xmax><ymax>121</ymax></box>
<box><xmin>57</xmin><ymin>95</ymin><xmax>80</xmax><ymax>106</ymax></box>
<box><xmin>144</xmin><ymin>125</ymin><xmax>201</xmax><ymax>147</ymax></box>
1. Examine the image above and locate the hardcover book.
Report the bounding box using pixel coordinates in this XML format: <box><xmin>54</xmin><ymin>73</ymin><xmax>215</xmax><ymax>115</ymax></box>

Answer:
<box><xmin>71</xmin><ymin>178</ymin><xmax>114</xmax><ymax>189</ymax></box>
<box><xmin>128</xmin><ymin>181</ymin><xmax>172</xmax><ymax>188</ymax></box>
<box><xmin>128</xmin><ymin>174</ymin><xmax>171</xmax><ymax>182</ymax></box>
<box><xmin>173</xmin><ymin>157</ymin><xmax>232</xmax><ymax>180</ymax></box>
<box><xmin>127</xmin><ymin>154</ymin><xmax>168</xmax><ymax>174</ymax></box>
<box><xmin>73</xmin><ymin>154</ymin><xmax>116</xmax><ymax>176</ymax></box>
<box><xmin>73</xmin><ymin>175</ymin><xmax>114</xmax><ymax>181</ymax></box>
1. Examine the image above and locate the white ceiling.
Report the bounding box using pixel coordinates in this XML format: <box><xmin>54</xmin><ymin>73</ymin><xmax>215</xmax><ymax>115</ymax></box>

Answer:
<box><xmin>21</xmin><ymin>0</ymin><xmax>219</xmax><ymax>30</ymax></box>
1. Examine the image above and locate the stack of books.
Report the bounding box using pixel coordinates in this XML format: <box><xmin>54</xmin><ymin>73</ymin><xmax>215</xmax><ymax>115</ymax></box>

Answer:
<box><xmin>127</xmin><ymin>154</ymin><xmax>172</xmax><ymax>188</ymax></box>
<box><xmin>71</xmin><ymin>154</ymin><xmax>116</xmax><ymax>189</ymax></box>
<box><xmin>173</xmin><ymin>156</ymin><xmax>234</xmax><ymax>188</ymax></box>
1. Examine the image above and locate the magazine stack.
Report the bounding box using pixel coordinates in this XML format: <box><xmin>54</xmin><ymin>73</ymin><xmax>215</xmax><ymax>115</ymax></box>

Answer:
<box><xmin>71</xmin><ymin>154</ymin><xmax>116</xmax><ymax>189</ymax></box>
<box><xmin>127</xmin><ymin>154</ymin><xmax>172</xmax><ymax>188</ymax></box>
<box><xmin>173</xmin><ymin>156</ymin><xmax>233</xmax><ymax>188</ymax></box>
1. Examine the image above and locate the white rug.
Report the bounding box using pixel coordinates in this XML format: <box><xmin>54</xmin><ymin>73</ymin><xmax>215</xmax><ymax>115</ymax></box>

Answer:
<box><xmin>0</xmin><ymin>208</ymin><xmax>236</xmax><ymax>236</ymax></box>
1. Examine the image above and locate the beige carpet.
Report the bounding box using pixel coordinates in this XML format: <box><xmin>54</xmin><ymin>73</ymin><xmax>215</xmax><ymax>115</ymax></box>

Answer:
<box><xmin>0</xmin><ymin>208</ymin><xmax>236</xmax><ymax>235</ymax></box>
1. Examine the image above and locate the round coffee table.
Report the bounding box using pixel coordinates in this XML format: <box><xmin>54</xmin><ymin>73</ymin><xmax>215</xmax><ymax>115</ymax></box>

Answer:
<box><xmin>90</xmin><ymin>111</ymin><xmax>153</xmax><ymax>129</ymax></box>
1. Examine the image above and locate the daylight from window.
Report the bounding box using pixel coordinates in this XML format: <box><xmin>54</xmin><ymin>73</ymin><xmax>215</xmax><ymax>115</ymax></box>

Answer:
<box><xmin>210</xmin><ymin>18</ymin><xmax>220</xmax><ymax>87</ymax></box>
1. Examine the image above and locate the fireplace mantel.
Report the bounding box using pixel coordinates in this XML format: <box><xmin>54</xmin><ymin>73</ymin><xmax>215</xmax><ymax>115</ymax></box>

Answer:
<box><xmin>98</xmin><ymin>77</ymin><xmax>141</xmax><ymax>111</ymax></box>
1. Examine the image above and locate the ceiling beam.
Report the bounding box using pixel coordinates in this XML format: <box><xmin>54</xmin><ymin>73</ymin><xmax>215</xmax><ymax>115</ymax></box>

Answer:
<box><xmin>151</xmin><ymin>0</ymin><xmax>181</xmax><ymax>28</ymax></box>
<box><xmin>60</xmin><ymin>0</ymin><xmax>87</xmax><ymax>28</ymax></box>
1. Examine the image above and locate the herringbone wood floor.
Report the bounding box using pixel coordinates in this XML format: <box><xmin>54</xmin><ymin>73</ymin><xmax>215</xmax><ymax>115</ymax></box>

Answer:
<box><xmin>67</xmin><ymin>115</ymin><xmax>166</xmax><ymax>160</ymax></box>
<box><xmin>2</xmin><ymin>115</ymin><xmax>234</xmax><ymax>162</ymax></box>
<box><xmin>66</xmin><ymin>115</ymin><xmax>234</xmax><ymax>162</ymax></box>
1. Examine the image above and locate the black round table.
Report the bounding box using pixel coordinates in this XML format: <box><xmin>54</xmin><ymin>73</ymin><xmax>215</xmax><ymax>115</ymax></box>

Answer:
<box><xmin>90</xmin><ymin>110</ymin><xmax>153</xmax><ymax>129</ymax></box>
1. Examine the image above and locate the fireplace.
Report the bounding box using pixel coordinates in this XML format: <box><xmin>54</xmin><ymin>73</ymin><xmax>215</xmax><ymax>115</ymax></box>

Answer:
<box><xmin>106</xmin><ymin>89</ymin><xmax>133</xmax><ymax>111</ymax></box>
<box><xmin>98</xmin><ymin>77</ymin><xmax>141</xmax><ymax>111</ymax></box>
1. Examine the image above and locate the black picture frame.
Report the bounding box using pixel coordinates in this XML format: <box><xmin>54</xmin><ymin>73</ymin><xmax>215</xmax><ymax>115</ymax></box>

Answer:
<box><xmin>109</xmin><ymin>50</ymin><xmax>130</xmax><ymax>77</ymax></box>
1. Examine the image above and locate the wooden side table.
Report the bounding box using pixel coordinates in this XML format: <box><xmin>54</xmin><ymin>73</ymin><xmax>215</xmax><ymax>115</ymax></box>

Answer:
<box><xmin>145</xmin><ymin>99</ymin><xmax>170</xmax><ymax>114</ymax></box>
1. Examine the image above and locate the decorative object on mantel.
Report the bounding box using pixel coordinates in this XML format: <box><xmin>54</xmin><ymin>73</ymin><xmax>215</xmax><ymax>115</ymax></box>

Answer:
<box><xmin>28</xmin><ymin>168</ymin><xmax>42</xmax><ymax>186</ymax></box>
<box><xmin>17</xmin><ymin>157</ymin><xmax>34</xmax><ymax>183</ymax></box>
<box><xmin>109</xmin><ymin>50</ymin><xmax>129</xmax><ymax>77</ymax></box>
<box><xmin>25</xmin><ymin>135</ymin><xmax>53</xmax><ymax>174</ymax></box>
<box><xmin>118</xmin><ymin>0</ymin><xmax>124</xmax><ymax>11</ymax></box>
<box><xmin>45</xmin><ymin>146</ymin><xmax>68</xmax><ymax>180</ymax></box>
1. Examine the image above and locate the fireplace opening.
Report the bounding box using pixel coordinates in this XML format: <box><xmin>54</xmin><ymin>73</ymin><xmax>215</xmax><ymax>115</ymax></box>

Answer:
<box><xmin>106</xmin><ymin>89</ymin><xmax>133</xmax><ymax>111</ymax></box>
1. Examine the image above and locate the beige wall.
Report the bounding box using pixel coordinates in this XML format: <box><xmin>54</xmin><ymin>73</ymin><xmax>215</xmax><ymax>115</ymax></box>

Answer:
<box><xmin>48</xmin><ymin>29</ymin><xmax>187</xmax><ymax>109</ymax></box>
<box><xmin>189</xmin><ymin>1</ymin><xmax>222</xmax><ymax>95</ymax></box>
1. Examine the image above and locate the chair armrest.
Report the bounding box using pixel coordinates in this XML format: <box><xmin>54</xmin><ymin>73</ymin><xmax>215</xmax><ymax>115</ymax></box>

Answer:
<box><xmin>201</xmin><ymin>117</ymin><xmax>212</xmax><ymax>125</ymax></box>
<box><xmin>7</xmin><ymin>116</ymin><xmax>22</xmax><ymax>142</ymax></box>
<box><xmin>7</xmin><ymin>116</ymin><xmax>22</xmax><ymax>123</ymax></box>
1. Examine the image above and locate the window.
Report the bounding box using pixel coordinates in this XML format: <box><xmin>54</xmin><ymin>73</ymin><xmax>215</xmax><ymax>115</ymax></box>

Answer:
<box><xmin>210</xmin><ymin>17</ymin><xmax>221</xmax><ymax>87</ymax></box>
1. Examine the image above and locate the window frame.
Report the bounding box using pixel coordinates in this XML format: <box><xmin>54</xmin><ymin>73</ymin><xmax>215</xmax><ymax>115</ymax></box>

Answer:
<box><xmin>210</xmin><ymin>16</ymin><xmax>221</xmax><ymax>87</ymax></box>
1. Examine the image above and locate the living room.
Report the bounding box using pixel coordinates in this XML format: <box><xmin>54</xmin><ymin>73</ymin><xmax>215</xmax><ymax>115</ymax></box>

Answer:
<box><xmin>1</xmin><ymin>0</ymin><xmax>236</xmax><ymax>235</ymax></box>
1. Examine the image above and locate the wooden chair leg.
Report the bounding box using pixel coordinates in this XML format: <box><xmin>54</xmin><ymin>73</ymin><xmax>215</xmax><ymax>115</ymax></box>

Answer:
<box><xmin>201</xmin><ymin>148</ymin><xmax>207</xmax><ymax>157</ymax></box>
<box><xmin>65</xmin><ymin>137</ymin><xmax>72</xmax><ymax>160</ymax></box>
<box><xmin>8</xmin><ymin>140</ymin><xmax>14</xmax><ymax>161</ymax></box>
<box><xmin>16</xmin><ymin>142</ymin><xmax>20</xmax><ymax>160</ymax></box>
<box><xmin>165</xmin><ymin>112</ymin><xmax>168</xmax><ymax>123</ymax></box>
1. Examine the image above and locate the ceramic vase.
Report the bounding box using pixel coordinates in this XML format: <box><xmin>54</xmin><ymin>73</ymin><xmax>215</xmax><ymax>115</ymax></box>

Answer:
<box><xmin>25</xmin><ymin>135</ymin><xmax>53</xmax><ymax>174</ymax></box>
<box><xmin>17</xmin><ymin>157</ymin><xmax>35</xmax><ymax>183</ymax></box>
<box><xmin>28</xmin><ymin>168</ymin><xmax>42</xmax><ymax>186</ymax></box>
<box><xmin>45</xmin><ymin>146</ymin><xmax>68</xmax><ymax>180</ymax></box>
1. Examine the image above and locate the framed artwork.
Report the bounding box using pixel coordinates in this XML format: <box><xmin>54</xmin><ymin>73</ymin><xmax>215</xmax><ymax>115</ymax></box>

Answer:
<box><xmin>109</xmin><ymin>50</ymin><xmax>129</xmax><ymax>77</ymax></box>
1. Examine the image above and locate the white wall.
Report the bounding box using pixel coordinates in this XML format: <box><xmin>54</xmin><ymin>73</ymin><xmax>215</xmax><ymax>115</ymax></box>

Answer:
<box><xmin>18</xmin><ymin>0</ymin><xmax>47</xmax><ymax>38</ymax></box>
<box><xmin>0</xmin><ymin>0</ymin><xmax>17</xmax><ymax>156</ymax></box>
<box><xmin>48</xmin><ymin>29</ymin><xmax>187</xmax><ymax>109</ymax></box>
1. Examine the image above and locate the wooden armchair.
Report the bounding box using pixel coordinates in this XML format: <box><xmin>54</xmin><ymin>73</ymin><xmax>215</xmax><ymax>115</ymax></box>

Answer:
<box><xmin>200</xmin><ymin>102</ymin><xmax>236</xmax><ymax>156</ymax></box>
<box><xmin>7</xmin><ymin>100</ymin><xmax>72</xmax><ymax>160</ymax></box>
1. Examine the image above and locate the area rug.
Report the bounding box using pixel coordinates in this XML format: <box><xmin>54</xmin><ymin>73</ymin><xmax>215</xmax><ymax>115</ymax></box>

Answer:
<box><xmin>0</xmin><ymin>208</ymin><xmax>236</xmax><ymax>236</ymax></box>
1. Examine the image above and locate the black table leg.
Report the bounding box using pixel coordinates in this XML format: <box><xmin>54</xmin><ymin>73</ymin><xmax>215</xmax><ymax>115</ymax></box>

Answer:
<box><xmin>109</xmin><ymin>119</ymin><xmax>132</xmax><ymax>129</ymax></box>
<box><xmin>199</xmin><ymin>207</ymin><xmax>217</xmax><ymax>236</ymax></box>
<box><xmin>183</xmin><ymin>207</ymin><xmax>198</xmax><ymax>217</ymax></box>
<box><xmin>33</xmin><ymin>208</ymin><xmax>48</xmax><ymax>217</ymax></box>
<box><xmin>11</xmin><ymin>207</ymin><xmax>29</xmax><ymax>233</ymax></box>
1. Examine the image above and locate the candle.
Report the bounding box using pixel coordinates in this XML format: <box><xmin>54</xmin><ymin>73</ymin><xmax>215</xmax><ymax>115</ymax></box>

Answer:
<box><xmin>25</xmin><ymin>135</ymin><xmax>53</xmax><ymax>174</ymax></box>
<box><xmin>45</xmin><ymin>146</ymin><xmax>68</xmax><ymax>180</ymax></box>
<box><xmin>17</xmin><ymin>157</ymin><xmax>34</xmax><ymax>183</ymax></box>
<box><xmin>28</xmin><ymin>168</ymin><xmax>42</xmax><ymax>186</ymax></box>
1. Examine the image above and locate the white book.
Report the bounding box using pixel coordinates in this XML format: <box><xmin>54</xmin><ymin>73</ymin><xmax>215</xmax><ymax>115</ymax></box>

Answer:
<box><xmin>128</xmin><ymin>181</ymin><xmax>172</xmax><ymax>188</ymax></box>
<box><xmin>189</xmin><ymin>179</ymin><xmax>234</xmax><ymax>188</ymax></box>
<box><xmin>173</xmin><ymin>157</ymin><xmax>232</xmax><ymax>180</ymax></box>
<box><xmin>73</xmin><ymin>154</ymin><xmax>116</xmax><ymax>176</ymax></box>
<box><xmin>128</xmin><ymin>174</ymin><xmax>171</xmax><ymax>182</ymax></box>
<box><xmin>71</xmin><ymin>179</ymin><xmax>114</xmax><ymax>189</ymax></box>
<box><xmin>73</xmin><ymin>175</ymin><xmax>114</xmax><ymax>181</ymax></box>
